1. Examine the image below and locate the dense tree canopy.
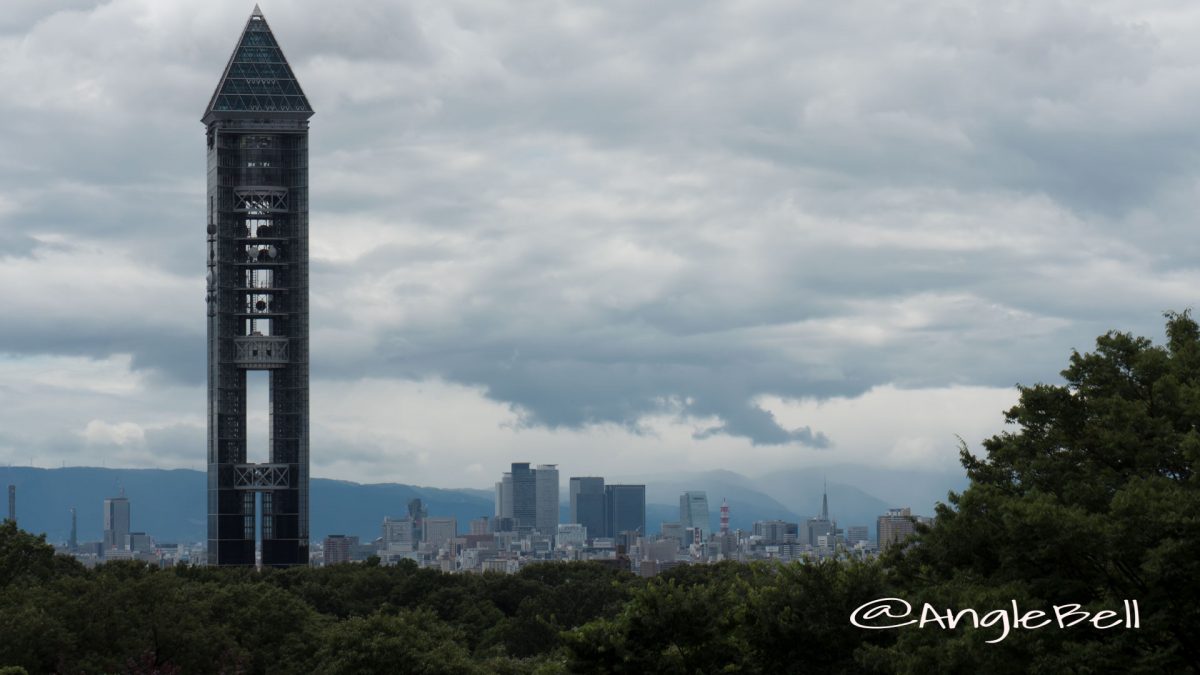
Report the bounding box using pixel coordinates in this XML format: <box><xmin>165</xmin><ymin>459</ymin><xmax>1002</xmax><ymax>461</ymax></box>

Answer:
<box><xmin>1</xmin><ymin>314</ymin><xmax>1197</xmax><ymax>673</ymax></box>
<box><xmin>865</xmin><ymin>312</ymin><xmax>1200</xmax><ymax>673</ymax></box>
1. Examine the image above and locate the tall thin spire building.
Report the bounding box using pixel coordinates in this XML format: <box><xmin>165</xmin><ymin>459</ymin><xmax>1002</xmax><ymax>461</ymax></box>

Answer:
<box><xmin>806</xmin><ymin>481</ymin><xmax>835</xmax><ymax>547</ymax></box>
<box><xmin>204</xmin><ymin>6</ymin><xmax>314</xmax><ymax>567</ymax></box>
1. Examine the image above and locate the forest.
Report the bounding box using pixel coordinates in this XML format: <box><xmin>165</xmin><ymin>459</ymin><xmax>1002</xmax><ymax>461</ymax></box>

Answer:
<box><xmin>2</xmin><ymin>313</ymin><xmax>1198</xmax><ymax>674</ymax></box>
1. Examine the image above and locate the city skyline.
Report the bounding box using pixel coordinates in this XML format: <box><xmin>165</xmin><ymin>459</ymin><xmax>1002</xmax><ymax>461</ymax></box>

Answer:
<box><xmin>5</xmin><ymin>2</ymin><xmax>1200</xmax><ymax>489</ymax></box>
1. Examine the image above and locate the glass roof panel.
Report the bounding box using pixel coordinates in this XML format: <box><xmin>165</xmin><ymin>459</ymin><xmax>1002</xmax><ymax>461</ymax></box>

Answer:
<box><xmin>204</xmin><ymin>8</ymin><xmax>312</xmax><ymax>118</ymax></box>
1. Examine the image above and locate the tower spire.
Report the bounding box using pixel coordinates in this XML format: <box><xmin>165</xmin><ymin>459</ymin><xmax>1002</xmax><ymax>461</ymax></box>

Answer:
<box><xmin>202</xmin><ymin>5</ymin><xmax>313</xmax><ymax>124</ymax></box>
<box><xmin>821</xmin><ymin>479</ymin><xmax>829</xmax><ymax>520</ymax></box>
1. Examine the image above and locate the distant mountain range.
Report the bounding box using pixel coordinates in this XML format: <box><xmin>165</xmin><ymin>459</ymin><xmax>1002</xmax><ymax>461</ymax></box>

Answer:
<box><xmin>0</xmin><ymin>464</ymin><xmax>966</xmax><ymax>545</ymax></box>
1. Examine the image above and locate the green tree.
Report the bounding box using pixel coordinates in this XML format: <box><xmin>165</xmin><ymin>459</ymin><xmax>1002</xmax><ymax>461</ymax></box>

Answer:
<box><xmin>740</xmin><ymin>559</ymin><xmax>891</xmax><ymax>674</ymax></box>
<box><xmin>310</xmin><ymin>608</ymin><xmax>483</xmax><ymax>674</ymax></box>
<box><xmin>0</xmin><ymin>521</ymin><xmax>56</xmax><ymax>588</ymax></box>
<box><xmin>564</xmin><ymin>563</ymin><xmax>752</xmax><ymax>673</ymax></box>
<box><xmin>864</xmin><ymin>313</ymin><xmax>1200</xmax><ymax>673</ymax></box>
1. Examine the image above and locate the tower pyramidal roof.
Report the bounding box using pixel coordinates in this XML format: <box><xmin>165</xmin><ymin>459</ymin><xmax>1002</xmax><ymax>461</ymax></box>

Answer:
<box><xmin>202</xmin><ymin>6</ymin><xmax>313</xmax><ymax>124</ymax></box>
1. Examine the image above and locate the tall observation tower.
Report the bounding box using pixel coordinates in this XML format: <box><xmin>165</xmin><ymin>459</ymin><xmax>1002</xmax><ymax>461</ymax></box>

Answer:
<box><xmin>203</xmin><ymin>5</ymin><xmax>312</xmax><ymax>567</ymax></box>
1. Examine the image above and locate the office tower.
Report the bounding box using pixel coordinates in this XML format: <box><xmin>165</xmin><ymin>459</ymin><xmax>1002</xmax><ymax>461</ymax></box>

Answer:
<box><xmin>6</xmin><ymin>485</ymin><xmax>13</xmax><ymax>524</ymax></box>
<box><xmin>323</xmin><ymin>535</ymin><xmax>354</xmax><ymax>566</ymax></box>
<box><xmin>534</xmin><ymin>464</ymin><xmax>559</xmax><ymax>534</ymax></box>
<box><xmin>679</xmin><ymin>491</ymin><xmax>709</xmax><ymax>538</ymax></box>
<box><xmin>511</xmin><ymin>463</ymin><xmax>536</xmax><ymax>530</ymax></box>
<box><xmin>569</xmin><ymin>476</ymin><xmax>605</xmax><ymax>539</ymax></box>
<box><xmin>408</xmin><ymin>499</ymin><xmax>428</xmax><ymax>542</ymax></box>
<box><xmin>604</xmin><ymin>484</ymin><xmax>646</xmax><ymax>539</ymax></box>
<box><xmin>423</xmin><ymin>517</ymin><xmax>457</xmax><ymax>550</ymax></box>
<box><xmin>572</xmin><ymin>477</ymin><xmax>606</xmax><ymax>539</ymax></box>
<box><xmin>69</xmin><ymin>507</ymin><xmax>77</xmax><ymax>551</ymax></box>
<box><xmin>753</xmin><ymin>520</ymin><xmax>791</xmax><ymax>544</ymax></box>
<box><xmin>495</xmin><ymin>472</ymin><xmax>513</xmax><ymax>518</ymax></box>
<box><xmin>381</xmin><ymin>516</ymin><xmax>415</xmax><ymax>551</ymax></box>
<box><xmin>846</xmin><ymin>525</ymin><xmax>869</xmax><ymax>547</ymax></box>
<box><xmin>805</xmin><ymin>517</ymin><xmax>835</xmax><ymax>547</ymax></box>
<box><xmin>469</xmin><ymin>517</ymin><xmax>492</xmax><ymax>535</ymax></box>
<box><xmin>104</xmin><ymin>494</ymin><xmax>131</xmax><ymax>551</ymax></box>
<box><xmin>205</xmin><ymin>5</ymin><xmax>313</xmax><ymax>567</ymax></box>
<box><xmin>127</xmin><ymin>532</ymin><xmax>154</xmax><ymax>553</ymax></box>
<box><xmin>877</xmin><ymin>507</ymin><xmax>915</xmax><ymax>550</ymax></box>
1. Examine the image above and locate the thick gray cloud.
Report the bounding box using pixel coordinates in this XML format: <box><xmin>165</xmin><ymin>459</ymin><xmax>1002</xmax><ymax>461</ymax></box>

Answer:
<box><xmin>3</xmin><ymin>0</ymin><xmax>1200</xmax><ymax>460</ymax></box>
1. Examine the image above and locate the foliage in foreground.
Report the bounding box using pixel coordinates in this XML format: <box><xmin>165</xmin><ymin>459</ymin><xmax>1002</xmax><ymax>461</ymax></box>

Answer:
<box><xmin>2</xmin><ymin>313</ymin><xmax>1200</xmax><ymax>673</ymax></box>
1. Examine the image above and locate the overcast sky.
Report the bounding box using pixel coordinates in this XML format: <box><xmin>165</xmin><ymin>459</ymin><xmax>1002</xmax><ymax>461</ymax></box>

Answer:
<box><xmin>1</xmin><ymin>0</ymin><xmax>1198</xmax><ymax>488</ymax></box>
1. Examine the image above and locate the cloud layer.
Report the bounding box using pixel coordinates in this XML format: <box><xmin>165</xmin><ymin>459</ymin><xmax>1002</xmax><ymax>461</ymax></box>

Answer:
<box><xmin>2</xmin><ymin>1</ymin><xmax>1199</xmax><ymax>483</ymax></box>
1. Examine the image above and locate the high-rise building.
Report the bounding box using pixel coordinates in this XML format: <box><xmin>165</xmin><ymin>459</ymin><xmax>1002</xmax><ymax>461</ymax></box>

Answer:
<box><xmin>323</xmin><ymin>535</ymin><xmax>354</xmax><ymax>566</ymax></box>
<box><xmin>469</xmin><ymin>517</ymin><xmax>492</xmax><ymax>535</ymax></box>
<box><xmin>877</xmin><ymin>508</ymin><xmax>915</xmax><ymax>550</ymax></box>
<box><xmin>103</xmin><ymin>494</ymin><xmax>131</xmax><ymax>551</ymax></box>
<box><xmin>6</xmin><ymin>485</ymin><xmax>13</xmax><ymax>524</ymax></box>
<box><xmin>126</xmin><ymin>532</ymin><xmax>154</xmax><ymax>553</ymax></box>
<box><xmin>846</xmin><ymin>525</ymin><xmax>869</xmax><ymax>547</ymax></box>
<box><xmin>570</xmin><ymin>477</ymin><xmax>605</xmax><ymax>540</ymax></box>
<box><xmin>381</xmin><ymin>516</ymin><xmax>416</xmax><ymax>551</ymax></box>
<box><xmin>511</xmin><ymin>463</ymin><xmax>536</xmax><ymax>530</ymax></box>
<box><xmin>495</xmin><ymin>472</ymin><xmax>513</xmax><ymax>519</ymax></box>
<box><xmin>534</xmin><ymin>464</ymin><xmax>559</xmax><ymax>534</ymax></box>
<box><xmin>805</xmin><ymin>517</ymin><xmax>835</xmax><ymax>547</ymax></box>
<box><xmin>205</xmin><ymin>5</ymin><xmax>313</xmax><ymax>567</ymax></box>
<box><xmin>679</xmin><ymin>491</ymin><xmax>709</xmax><ymax>537</ymax></box>
<box><xmin>423</xmin><ymin>517</ymin><xmax>457</xmax><ymax>550</ymax></box>
<box><xmin>604</xmin><ymin>484</ymin><xmax>646</xmax><ymax>539</ymax></box>
<box><xmin>753</xmin><ymin>520</ymin><xmax>793</xmax><ymax>544</ymax></box>
<box><xmin>408</xmin><ymin>499</ymin><xmax>428</xmax><ymax>542</ymax></box>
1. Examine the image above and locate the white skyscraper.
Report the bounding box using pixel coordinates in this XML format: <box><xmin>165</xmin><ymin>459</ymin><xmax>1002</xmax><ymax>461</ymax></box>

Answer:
<box><xmin>535</xmin><ymin>464</ymin><xmax>559</xmax><ymax>535</ymax></box>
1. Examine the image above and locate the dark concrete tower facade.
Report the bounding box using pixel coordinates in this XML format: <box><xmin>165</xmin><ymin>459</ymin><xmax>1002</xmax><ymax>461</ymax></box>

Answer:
<box><xmin>204</xmin><ymin>6</ymin><xmax>313</xmax><ymax>567</ymax></box>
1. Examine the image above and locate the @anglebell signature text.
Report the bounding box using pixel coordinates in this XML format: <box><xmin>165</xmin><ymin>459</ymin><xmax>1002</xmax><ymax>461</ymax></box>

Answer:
<box><xmin>850</xmin><ymin>598</ymin><xmax>1141</xmax><ymax>644</ymax></box>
